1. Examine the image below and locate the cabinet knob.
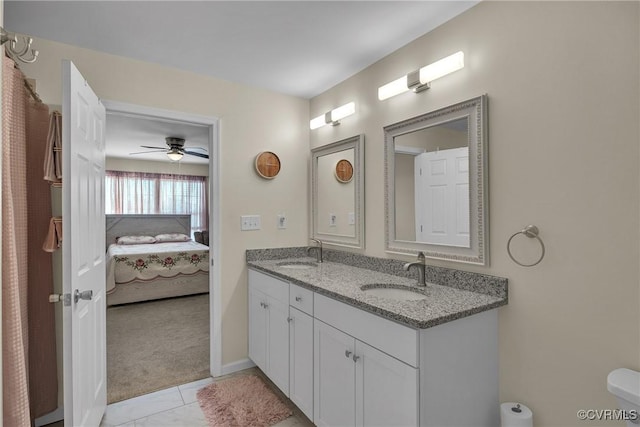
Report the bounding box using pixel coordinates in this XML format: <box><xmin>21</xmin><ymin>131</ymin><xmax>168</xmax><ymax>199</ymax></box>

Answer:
<box><xmin>353</xmin><ymin>354</ymin><xmax>360</xmax><ymax>363</ymax></box>
<box><xmin>287</xmin><ymin>317</ymin><xmax>293</xmax><ymax>323</ymax></box>
<box><xmin>295</xmin><ymin>296</ymin><xmax>302</xmax><ymax>302</ymax></box>
<box><xmin>345</xmin><ymin>350</ymin><xmax>352</xmax><ymax>358</ymax></box>
<box><xmin>263</xmin><ymin>303</ymin><xmax>269</xmax><ymax>309</ymax></box>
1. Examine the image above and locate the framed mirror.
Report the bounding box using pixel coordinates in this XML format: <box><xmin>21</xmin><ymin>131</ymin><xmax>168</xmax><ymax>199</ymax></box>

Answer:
<box><xmin>384</xmin><ymin>95</ymin><xmax>488</xmax><ymax>265</ymax></box>
<box><xmin>311</xmin><ymin>135</ymin><xmax>365</xmax><ymax>249</ymax></box>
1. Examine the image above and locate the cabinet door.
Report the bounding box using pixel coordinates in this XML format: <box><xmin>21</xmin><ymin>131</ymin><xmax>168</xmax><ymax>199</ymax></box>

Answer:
<box><xmin>314</xmin><ymin>320</ymin><xmax>356</xmax><ymax>427</ymax></box>
<box><xmin>266</xmin><ymin>296</ymin><xmax>290</xmax><ymax>395</ymax></box>
<box><xmin>355</xmin><ymin>341</ymin><xmax>419</xmax><ymax>427</ymax></box>
<box><xmin>289</xmin><ymin>307</ymin><xmax>313</xmax><ymax>421</ymax></box>
<box><xmin>248</xmin><ymin>283</ymin><xmax>267</xmax><ymax>371</ymax></box>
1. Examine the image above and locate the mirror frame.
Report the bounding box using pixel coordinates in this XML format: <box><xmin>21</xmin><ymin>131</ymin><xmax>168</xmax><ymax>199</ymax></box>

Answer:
<box><xmin>384</xmin><ymin>95</ymin><xmax>488</xmax><ymax>265</ymax></box>
<box><xmin>311</xmin><ymin>134</ymin><xmax>365</xmax><ymax>249</ymax></box>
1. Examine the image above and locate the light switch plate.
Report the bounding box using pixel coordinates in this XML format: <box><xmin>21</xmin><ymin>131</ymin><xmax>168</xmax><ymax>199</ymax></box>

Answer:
<box><xmin>329</xmin><ymin>213</ymin><xmax>337</xmax><ymax>227</ymax></box>
<box><xmin>241</xmin><ymin>215</ymin><xmax>261</xmax><ymax>231</ymax></box>
<box><xmin>277</xmin><ymin>214</ymin><xmax>287</xmax><ymax>229</ymax></box>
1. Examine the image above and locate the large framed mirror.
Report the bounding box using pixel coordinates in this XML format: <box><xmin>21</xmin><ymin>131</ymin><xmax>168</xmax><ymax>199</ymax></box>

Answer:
<box><xmin>312</xmin><ymin>135</ymin><xmax>364</xmax><ymax>249</ymax></box>
<box><xmin>384</xmin><ymin>95</ymin><xmax>488</xmax><ymax>265</ymax></box>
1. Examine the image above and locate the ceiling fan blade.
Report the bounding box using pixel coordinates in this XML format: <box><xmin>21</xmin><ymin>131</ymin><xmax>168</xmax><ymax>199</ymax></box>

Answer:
<box><xmin>129</xmin><ymin>149</ymin><xmax>167</xmax><ymax>155</ymax></box>
<box><xmin>185</xmin><ymin>146</ymin><xmax>208</xmax><ymax>152</ymax></box>
<box><xmin>140</xmin><ymin>145</ymin><xmax>167</xmax><ymax>150</ymax></box>
<box><xmin>183</xmin><ymin>150</ymin><xmax>209</xmax><ymax>159</ymax></box>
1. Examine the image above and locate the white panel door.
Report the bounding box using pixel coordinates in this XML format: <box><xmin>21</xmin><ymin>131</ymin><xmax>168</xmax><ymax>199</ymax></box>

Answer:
<box><xmin>314</xmin><ymin>320</ymin><xmax>356</xmax><ymax>427</ymax></box>
<box><xmin>415</xmin><ymin>147</ymin><xmax>470</xmax><ymax>247</ymax></box>
<box><xmin>266</xmin><ymin>296</ymin><xmax>290</xmax><ymax>395</ymax></box>
<box><xmin>248</xmin><ymin>283</ymin><xmax>267</xmax><ymax>372</ymax></box>
<box><xmin>62</xmin><ymin>60</ymin><xmax>107</xmax><ymax>427</ymax></box>
<box><xmin>355</xmin><ymin>341</ymin><xmax>419</xmax><ymax>427</ymax></box>
<box><xmin>289</xmin><ymin>307</ymin><xmax>314</xmax><ymax>421</ymax></box>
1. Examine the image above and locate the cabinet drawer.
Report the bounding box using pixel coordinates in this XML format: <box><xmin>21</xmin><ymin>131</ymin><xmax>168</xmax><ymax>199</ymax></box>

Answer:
<box><xmin>290</xmin><ymin>284</ymin><xmax>313</xmax><ymax>315</ymax></box>
<box><xmin>314</xmin><ymin>293</ymin><xmax>419</xmax><ymax>367</ymax></box>
<box><xmin>248</xmin><ymin>269</ymin><xmax>289</xmax><ymax>304</ymax></box>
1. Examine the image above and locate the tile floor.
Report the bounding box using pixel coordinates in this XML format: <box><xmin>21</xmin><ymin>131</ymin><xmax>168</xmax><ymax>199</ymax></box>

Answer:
<box><xmin>99</xmin><ymin>368</ymin><xmax>314</xmax><ymax>427</ymax></box>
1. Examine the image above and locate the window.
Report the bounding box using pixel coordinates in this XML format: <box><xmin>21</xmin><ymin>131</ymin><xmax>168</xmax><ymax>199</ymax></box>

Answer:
<box><xmin>105</xmin><ymin>171</ymin><xmax>208</xmax><ymax>236</ymax></box>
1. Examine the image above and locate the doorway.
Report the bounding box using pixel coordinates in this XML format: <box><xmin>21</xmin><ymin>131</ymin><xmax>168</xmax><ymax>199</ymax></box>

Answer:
<box><xmin>101</xmin><ymin>100</ymin><xmax>222</xmax><ymax>395</ymax></box>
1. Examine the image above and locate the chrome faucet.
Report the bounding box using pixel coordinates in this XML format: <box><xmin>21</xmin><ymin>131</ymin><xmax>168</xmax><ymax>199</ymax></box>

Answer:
<box><xmin>403</xmin><ymin>252</ymin><xmax>426</xmax><ymax>286</ymax></box>
<box><xmin>307</xmin><ymin>238</ymin><xmax>323</xmax><ymax>263</ymax></box>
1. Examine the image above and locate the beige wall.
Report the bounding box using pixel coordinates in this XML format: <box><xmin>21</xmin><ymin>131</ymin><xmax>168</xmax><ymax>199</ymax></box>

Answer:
<box><xmin>20</xmin><ymin>38</ymin><xmax>310</xmax><ymax>366</ymax></box>
<box><xmin>310</xmin><ymin>2</ymin><xmax>639</xmax><ymax>426</ymax></box>
<box><xmin>106</xmin><ymin>157</ymin><xmax>209</xmax><ymax>176</ymax></box>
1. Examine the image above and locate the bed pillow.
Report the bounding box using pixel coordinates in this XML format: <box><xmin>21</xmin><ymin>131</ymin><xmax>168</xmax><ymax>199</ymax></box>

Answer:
<box><xmin>117</xmin><ymin>235</ymin><xmax>156</xmax><ymax>245</ymax></box>
<box><xmin>155</xmin><ymin>233</ymin><xmax>191</xmax><ymax>243</ymax></box>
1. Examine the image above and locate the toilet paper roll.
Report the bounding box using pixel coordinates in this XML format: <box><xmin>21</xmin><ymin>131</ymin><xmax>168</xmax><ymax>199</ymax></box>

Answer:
<box><xmin>501</xmin><ymin>402</ymin><xmax>533</xmax><ymax>427</ymax></box>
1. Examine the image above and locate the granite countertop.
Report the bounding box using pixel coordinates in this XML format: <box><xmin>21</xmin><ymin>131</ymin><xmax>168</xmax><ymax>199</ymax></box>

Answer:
<box><xmin>247</xmin><ymin>255</ymin><xmax>507</xmax><ymax>329</ymax></box>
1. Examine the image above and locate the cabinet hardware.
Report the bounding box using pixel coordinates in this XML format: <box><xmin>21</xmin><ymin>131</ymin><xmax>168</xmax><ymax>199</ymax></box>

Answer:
<box><xmin>295</xmin><ymin>296</ymin><xmax>302</xmax><ymax>302</ymax></box>
<box><xmin>287</xmin><ymin>317</ymin><xmax>293</xmax><ymax>323</ymax></box>
<box><xmin>345</xmin><ymin>350</ymin><xmax>352</xmax><ymax>358</ymax></box>
<box><xmin>353</xmin><ymin>354</ymin><xmax>360</xmax><ymax>362</ymax></box>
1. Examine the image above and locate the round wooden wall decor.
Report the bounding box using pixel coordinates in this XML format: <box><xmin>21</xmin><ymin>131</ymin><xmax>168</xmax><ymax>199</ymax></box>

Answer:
<box><xmin>335</xmin><ymin>159</ymin><xmax>354</xmax><ymax>183</ymax></box>
<box><xmin>255</xmin><ymin>151</ymin><xmax>281</xmax><ymax>179</ymax></box>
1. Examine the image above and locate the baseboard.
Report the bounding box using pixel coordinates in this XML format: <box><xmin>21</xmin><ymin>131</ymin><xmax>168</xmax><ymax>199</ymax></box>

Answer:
<box><xmin>35</xmin><ymin>406</ymin><xmax>64</xmax><ymax>427</ymax></box>
<box><xmin>220</xmin><ymin>358</ymin><xmax>255</xmax><ymax>376</ymax></box>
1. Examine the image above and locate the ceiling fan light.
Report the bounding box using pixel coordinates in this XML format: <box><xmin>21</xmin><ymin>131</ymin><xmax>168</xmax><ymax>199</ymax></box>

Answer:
<box><xmin>167</xmin><ymin>150</ymin><xmax>183</xmax><ymax>161</ymax></box>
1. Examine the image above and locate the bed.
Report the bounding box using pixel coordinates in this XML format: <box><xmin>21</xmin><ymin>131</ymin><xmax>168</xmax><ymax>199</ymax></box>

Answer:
<box><xmin>105</xmin><ymin>214</ymin><xmax>210</xmax><ymax>306</ymax></box>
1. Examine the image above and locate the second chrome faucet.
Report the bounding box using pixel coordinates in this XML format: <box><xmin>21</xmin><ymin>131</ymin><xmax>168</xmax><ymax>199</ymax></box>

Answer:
<box><xmin>307</xmin><ymin>238</ymin><xmax>323</xmax><ymax>263</ymax></box>
<box><xmin>403</xmin><ymin>251</ymin><xmax>426</xmax><ymax>286</ymax></box>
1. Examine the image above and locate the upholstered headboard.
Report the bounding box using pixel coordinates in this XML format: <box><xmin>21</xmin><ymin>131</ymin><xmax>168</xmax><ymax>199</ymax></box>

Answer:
<box><xmin>105</xmin><ymin>214</ymin><xmax>191</xmax><ymax>250</ymax></box>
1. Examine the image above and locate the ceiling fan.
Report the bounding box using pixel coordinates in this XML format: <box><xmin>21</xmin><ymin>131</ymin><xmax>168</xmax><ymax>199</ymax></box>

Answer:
<box><xmin>130</xmin><ymin>137</ymin><xmax>209</xmax><ymax>161</ymax></box>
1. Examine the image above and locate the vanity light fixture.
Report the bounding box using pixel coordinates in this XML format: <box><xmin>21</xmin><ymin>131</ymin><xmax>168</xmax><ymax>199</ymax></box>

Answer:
<box><xmin>166</xmin><ymin>148</ymin><xmax>183</xmax><ymax>161</ymax></box>
<box><xmin>309</xmin><ymin>102</ymin><xmax>356</xmax><ymax>130</ymax></box>
<box><xmin>377</xmin><ymin>51</ymin><xmax>464</xmax><ymax>101</ymax></box>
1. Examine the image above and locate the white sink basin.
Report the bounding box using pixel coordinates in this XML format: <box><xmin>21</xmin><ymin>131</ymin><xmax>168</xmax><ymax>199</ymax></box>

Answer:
<box><xmin>276</xmin><ymin>261</ymin><xmax>318</xmax><ymax>269</ymax></box>
<box><xmin>361</xmin><ymin>285</ymin><xmax>428</xmax><ymax>301</ymax></box>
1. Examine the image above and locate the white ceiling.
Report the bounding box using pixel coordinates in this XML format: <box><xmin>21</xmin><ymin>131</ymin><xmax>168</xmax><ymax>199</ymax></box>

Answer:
<box><xmin>5</xmin><ymin>0</ymin><xmax>478</xmax><ymax>163</ymax></box>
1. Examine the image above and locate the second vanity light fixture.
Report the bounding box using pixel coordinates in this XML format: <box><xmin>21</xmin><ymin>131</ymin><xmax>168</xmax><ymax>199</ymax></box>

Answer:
<box><xmin>310</xmin><ymin>102</ymin><xmax>355</xmax><ymax>130</ymax></box>
<box><xmin>378</xmin><ymin>51</ymin><xmax>464</xmax><ymax>101</ymax></box>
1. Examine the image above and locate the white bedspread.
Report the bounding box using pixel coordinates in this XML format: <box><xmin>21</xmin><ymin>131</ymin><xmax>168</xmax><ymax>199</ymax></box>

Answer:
<box><xmin>106</xmin><ymin>241</ymin><xmax>209</xmax><ymax>294</ymax></box>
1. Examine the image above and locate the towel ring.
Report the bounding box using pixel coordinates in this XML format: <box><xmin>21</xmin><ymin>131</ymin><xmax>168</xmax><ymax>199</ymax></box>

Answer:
<box><xmin>507</xmin><ymin>225</ymin><xmax>545</xmax><ymax>267</ymax></box>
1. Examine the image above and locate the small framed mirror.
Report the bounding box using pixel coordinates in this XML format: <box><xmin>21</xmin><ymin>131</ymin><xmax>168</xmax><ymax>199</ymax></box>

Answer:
<box><xmin>384</xmin><ymin>95</ymin><xmax>488</xmax><ymax>265</ymax></box>
<box><xmin>312</xmin><ymin>135</ymin><xmax>364</xmax><ymax>249</ymax></box>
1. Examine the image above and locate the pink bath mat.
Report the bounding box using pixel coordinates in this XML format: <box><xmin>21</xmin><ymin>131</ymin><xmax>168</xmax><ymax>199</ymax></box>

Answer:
<box><xmin>196</xmin><ymin>374</ymin><xmax>293</xmax><ymax>426</ymax></box>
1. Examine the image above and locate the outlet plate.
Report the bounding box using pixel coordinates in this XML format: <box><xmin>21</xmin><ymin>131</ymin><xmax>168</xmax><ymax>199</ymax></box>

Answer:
<box><xmin>277</xmin><ymin>214</ymin><xmax>287</xmax><ymax>229</ymax></box>
<box><xmin>241</xmin><ymin>215</ymin><xmax>261</xmax><ymax>231</ymax></box>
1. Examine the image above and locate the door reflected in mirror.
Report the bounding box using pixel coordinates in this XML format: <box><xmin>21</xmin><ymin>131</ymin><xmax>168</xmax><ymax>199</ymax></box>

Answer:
<box><xmin>312</xmin><ymin>135</ymin><xmax>364</xmax><ymax>249</ymax></box>
<box><xmin>384</xmin><ymin>95</ymin><xmax>488</xmax><ymax>265</ymax></box>
<box><xmin>394</xmin><ymin>117</ymin><xmax>470</xmax><ymax>247</ymax></box>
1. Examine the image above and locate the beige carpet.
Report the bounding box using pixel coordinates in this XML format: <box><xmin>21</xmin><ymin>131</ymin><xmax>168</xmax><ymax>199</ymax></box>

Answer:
<box><xmin>107</xmin><ymin>294</ymin><xmax>210</xmax><ymax>403</ymax></box>
<box><xmin>196</xmin><ymin>375</ymin><xmax>293</xmax><ymax>427</ymax></box>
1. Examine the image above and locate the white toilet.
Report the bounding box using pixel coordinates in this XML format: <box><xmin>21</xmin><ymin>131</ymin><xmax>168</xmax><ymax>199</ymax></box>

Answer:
<box><xmin>608</xmin><ymin>368</ymin><xmax>640</xmax><ymax>426</ymax></box>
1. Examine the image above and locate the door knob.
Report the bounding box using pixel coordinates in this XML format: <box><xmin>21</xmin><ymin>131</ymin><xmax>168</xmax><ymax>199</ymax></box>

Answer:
<box><xmin>74</xmin><ymin>289</ymin><xmax>93</xmax><ymax>304</ymax></box>
<box><xmin>49</xmin><ymin>293</ymin><xmax>71</xmax><ymax>306</ymax></box>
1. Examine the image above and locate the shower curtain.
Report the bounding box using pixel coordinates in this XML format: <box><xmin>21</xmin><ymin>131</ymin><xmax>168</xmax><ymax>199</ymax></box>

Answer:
<box><xmin>2</xmin><ymin>56</ymin><xmax>57</xmax><ymax>425</ymax></box>
<box><xmin>3</xmin><ymin>55</ymin><xmax>32</xmax><ymax>427</ymax></box>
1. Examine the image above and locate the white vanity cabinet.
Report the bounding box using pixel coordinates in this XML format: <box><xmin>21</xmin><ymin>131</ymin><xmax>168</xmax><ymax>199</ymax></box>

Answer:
<box><xmin>248</xmin><ymin>268</ymin><xmax>499</xmax><ymax>427</ymax></box>
<box><xmin>248</xmin><ymin>269</ymin><xmax>290</xmax><ymax>395</ymax></box>
<box><xmin>314</xmin><ymin>295</ymin><xmax>418</xmax><ymax>427</ymax></box>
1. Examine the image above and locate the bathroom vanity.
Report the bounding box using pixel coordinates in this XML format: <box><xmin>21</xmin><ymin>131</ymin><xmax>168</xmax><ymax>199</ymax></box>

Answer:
<box><xmin>246</xmin><ymin>248</ymin><xmax>507</xmax><ymax>426</ymax></box>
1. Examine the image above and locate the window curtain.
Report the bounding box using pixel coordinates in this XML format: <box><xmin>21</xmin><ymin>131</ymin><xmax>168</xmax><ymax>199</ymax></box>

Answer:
<box><xmin>105</xmin><ymin>171</ymin><xmax>208</xmax><ymax>235</ymax></box>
